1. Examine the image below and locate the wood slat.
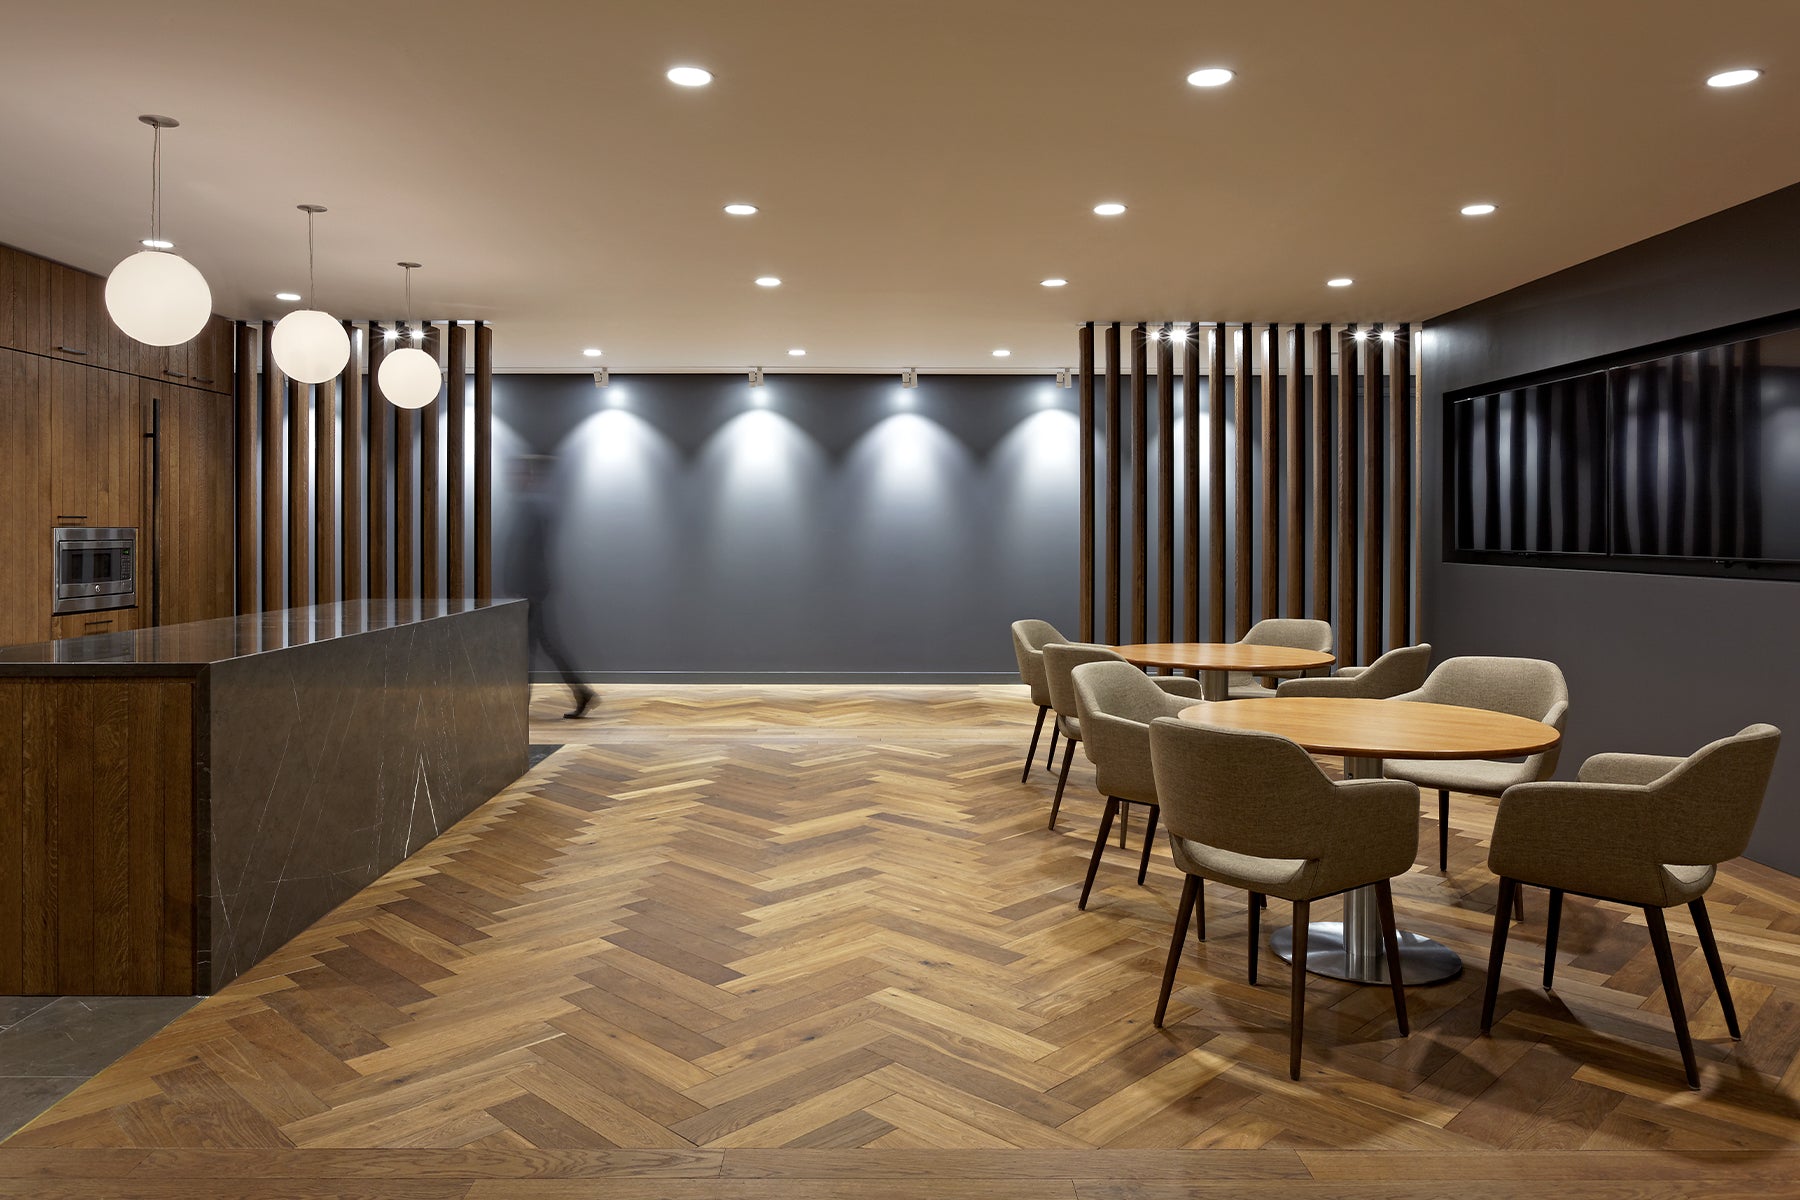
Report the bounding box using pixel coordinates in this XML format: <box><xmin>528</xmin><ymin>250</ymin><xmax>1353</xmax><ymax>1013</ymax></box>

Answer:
<box><xmin>259</xmin><ymin>323</ymin><xmax>282</xmax><ymax>612</ymax></box>
<box><xmin>420</xmin><ymin>323</ymin><xmax>443</xmax><ymax>599</ymax></box>
<box><xmin>1156</xmin><ymin>326</ymin><xmax>1174</xmax><ymax>643</ymax></box>
<box><xmin>447</xmin><ymin>321</ymin><xmax>468</xmax><ymax>602</ymax></box>
<box><xmin>1284</xmin><ymin>325</ymin><xmax>1305</xmax><ymax>617</ymax></box>
<box><xmin>313</xmin><ymin>375</ymin><xmax>337</xmax><ymax>607</ymax></box>
<box><xmin>474</xmin><ymin>321</ymin><xmax>494</xmax><ymax>599</ymax></box>
<box><xmin>0</xmin><ymin>681</ymin><xmax>21</xmax><ymax>993</ymax></box>
<box><xmin>1206</xmin><ymin>327</ymin><xmax>1226</xmax><ymax>641</ymax></box>
<box><xmin>1361</xmin><ymin>326</ymin><xmax>1383</xmax><ymax>665</ymax></box>
<box><xmin>1260</xmin><ymin>324</ymin><xmax>1279</xmax><ymax>623</ymax></box>
<box><xmin>1182</xmin><ymin>328</ymin><xmax>1200</xmax><ymax>642</ymax></box>
<box><xmin>1129</xmin><ymin>323</ymin><xmax>1148</xmax><ymax>645</ymax></box>
<box><xmin>395</xmin><ymin>328</ymin><xmax>417</xmax><ymax>603</ymax></box>
<box><xmin>1077</xmin><ymin>324</ymin><xmax>1094</xmax><ymax>642</ymax></box>
<box><xmin>368</xmin><ymin>323</ymin><xmax>391</xmax><ymax>601</ymax></box>
<box><xmin>341</xmin><ymin>321</ymin><xmax>364</xmax><ymax>603</ymax></box>
<box><xmin>1309</xmin><ymin>325</ymin><xmax>1331</xmax><ymax>622</ymax></box>
<box><xmin>1103</xmin><ymin>323</ymin><xmax>1121</xmax><ymax>644</ymax></box>
<box><xmin>1231</xmin><ymin>324</ymin><xmax>1252</xmax><ymax>638</ymax></box>
<box><xmin>233</xmin><ymin>323</ymin><xmax>257</xmax><ymax>614</ymax></box>
<box><xmin>287</xmin><ymin>375</ymin><xmax>309</xmax><ymax>610</ymax></box>
<box><xmin>1387</xmin><ymin>325</ymin><xmax>1411</xmax><ymax>647</ymax></box>
<box><xmin>1335</xmin><ymin>327</ymin><xmax>1358</xmax><ymax>661</ymax></box>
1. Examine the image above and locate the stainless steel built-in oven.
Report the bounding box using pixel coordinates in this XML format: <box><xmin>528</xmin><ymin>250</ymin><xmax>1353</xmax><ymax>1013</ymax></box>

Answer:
<box><xmin>52</xmin><ymin>526</ymin><xmax>137</xmax><ymax>615</ymax></box>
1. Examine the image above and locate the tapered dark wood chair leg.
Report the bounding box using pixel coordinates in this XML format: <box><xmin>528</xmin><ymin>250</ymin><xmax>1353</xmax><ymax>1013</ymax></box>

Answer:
<box><xmin>1192</xmin><ymin>878</ymin><xmax>1206</xmax><ymax>943</ymax></box>
<box><xmin>1436</xmin><ymin>789</ymin><xmax>1449</xmax><ymax>870</ymax></box>
<box><xmin>1046</xmin><ymin>726</ymin><xmax>1059</xmax><ymax>771</ymax></box>
<box><xmin>1289</xmin><ymin>898</ymin><xmax>1311</xmax><ymax>1080</ymax></box>
<box><xmin>1078</xmin><ymin>798</ymin><xmax>1119</xmax><ymax>910</ymax></box>
<box><xmin>1374</xmin><ymin>880</ymin><xmax>1409</xmax><ymax>1035</ymax></box>
<box><xmin>1118</xmin><ymin>802</ymin><xmax>1130</xmax><ymax>848</ymax></box>
<box><xmin>1645</xmin><ymin>905</ymin><xmax>1701</xmax><ymax>1089</ymax></box>
<box><xmin>1689</xmin><ymin>898</ymin><xmax>1740</xmax><ymax>1039</ymax></box>
<box><xmin>1048</xmin><ymin>740</ymin><xmax>1075</xmax><ymax>829</ymax></box>
<box><xmin>1543</xmin><ymin>888</ymin><xmax>1564</xmax><ymax>989</ymax></box>
<box><xmin>1514</xmin><ymin>882</ymin><xmax>1527</xmax><ymax>923</ymax></box>
<box><xmin>1247</xmin><ymin>891</ymin><xmax>1263</xmax><ymax>984</ymax></box>
<box><xmin>1022</xmin><ymin>706</ymin><xmax>1048</xmax><ymax>783</ymax></box>
<box><xmin>1135</xmin><ymin>805</ymin><xmax>1159</xmax><ymax>885</ymax></box>
<box><xmin>1154</xmin><ymin>875</ymin><xmax>1199</xmax><ymax>1027</ymax></box>
<box><xmin>1481</xmin><ymin>877</ymin><xmax>1517</xmax><ymax>1033</ymax></box>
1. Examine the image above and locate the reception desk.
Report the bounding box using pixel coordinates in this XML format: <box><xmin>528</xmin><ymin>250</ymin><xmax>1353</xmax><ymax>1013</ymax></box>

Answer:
<box><xmin>0</xmin><ymin>599</ymin><xmax>528</xmax><ymax>995</ymax></box>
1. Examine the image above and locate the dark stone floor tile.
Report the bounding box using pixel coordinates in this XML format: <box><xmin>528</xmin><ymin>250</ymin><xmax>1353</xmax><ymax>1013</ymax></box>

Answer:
<box><xmin>0</xmin><ymin>995</ymin><xmax>198</xmax><ymax>1077</ymax></box>
<box><xmin>0</xmin><ymin>998</ymin><xmax>54</xmax><ymax>1031</ymax></box>
<box><xmin>0</xmin><ymin>1076</ymin><xmax>85</xmax><ymax>1141</ymax></box>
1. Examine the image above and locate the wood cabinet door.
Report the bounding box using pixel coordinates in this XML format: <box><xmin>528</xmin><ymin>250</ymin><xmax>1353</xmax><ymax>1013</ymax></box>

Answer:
<box><xmin>47</xmin><ymin>360</ymin><xmax>145</xmax><ymax>530</ymax></box>
<box><xmin>0</xmin><ymin>348</ymin><xmax>50</xmax><ymax>646</ymax></box>
<box><xmin>190</xmin><ymin>315</ymin><xmax>233</xmax><ymax>393</ymax></box>
<box><xmin>148</xmin><ymin>380</ymin><xmax>235</xmax><ymax>626</ymax></box>
<box><xmin>0</xmin><ymin>244</ymin><xmax>50</xmax><ymax>355</ymax></box>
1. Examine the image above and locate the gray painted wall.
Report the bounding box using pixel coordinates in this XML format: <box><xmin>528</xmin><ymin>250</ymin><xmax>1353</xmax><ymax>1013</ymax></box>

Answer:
<box><xmin>1420</xmin><ymin>183</ymin><xmax>1800</xmax><ymax>874</ymax></box>
<box><xmin>493</xmin><ymin>372</ymin><xmax>1078</xmax><ymax>681</ymax></box>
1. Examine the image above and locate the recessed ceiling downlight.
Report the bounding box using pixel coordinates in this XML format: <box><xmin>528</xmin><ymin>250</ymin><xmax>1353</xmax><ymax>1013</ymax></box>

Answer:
<box><xmin>667</xmin><ymin>66</ymin><xmax>713</xmax><ymax>87</ymax></box>
<box><xmin>755</xmin><ymin>276</ymin><xmax>781</xmax><ymax>288</ymax></box>
<box><xmin>1327</xmin><ymin>277</ymin><xmax>1354</xmax><ymax>288</ymax></box>
<box><xmin>1460</xmin><ymin>203</ymin><xmax>1497</xmax><ymax>216</ymax></box>
<box><xmin>583</xmin><ymin>348</ymin><xmax>602</xmax><ymax>357</ymax></box>
<box><xmin>788</xmin><ymin>348</ymin><xmax>806</xmax><ymax>357</ymax></box>
<box><xmin>1186</xmin><ymin>67</ymin><xmax>1235</xmax><ymax>87</ymax></box>
<box><xmin>1041</xmin><ymin>278</ymin><xmax>1068</xmax><ymax>288</ymax></box>
<box><xmin>723</xmin><ymin>203</ymin><xmax>758</xmax><ymax>215</ymax></box>
<box><xmin>1706</xmin><ymin>68</ymin><xmax>1761</xmax><ymax>88</ymax></box>
<box><xmin>1093</xmin><ymin>202</ymin><xmax>1127</xmax><ymax>216</ymax></box>
<box><xmin>275</xmin><ymin>292</ymin><xmax>301</xmax><ymax>302</ymax></box>
<box><xmin>992</xmin><ymin>349</ymin><xmax>1012</xmax><ymax>358</ymax></box>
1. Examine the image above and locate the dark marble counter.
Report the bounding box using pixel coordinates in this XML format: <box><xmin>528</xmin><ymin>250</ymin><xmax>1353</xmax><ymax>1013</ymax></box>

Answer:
<box><xmin>0</xmin><ymin>599</ymin><xmax>521</xmax><ymax>676</ymax></box>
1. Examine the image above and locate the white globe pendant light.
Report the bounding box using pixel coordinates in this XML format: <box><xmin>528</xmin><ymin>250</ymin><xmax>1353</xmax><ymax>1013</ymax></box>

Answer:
<box><xmin>270</xmin><ymin>204</ymin><xmax>350</xmax><ymax>384</ymax></box>
<box><xmin>378</xmin><ymin>262</ymin><xmax>441</xmax><ymax>409</ymax></box>
<box><xmin>104</xmin><ymin>115</ymin><xmax>212</xmax><ymax>346</ymax></box>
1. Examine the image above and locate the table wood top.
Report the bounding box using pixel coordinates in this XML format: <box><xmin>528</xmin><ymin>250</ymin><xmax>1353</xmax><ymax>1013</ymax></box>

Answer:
<box><xmin>1175</xmin><ymin>697</ymin><xmax>1562</xmax><ymax>760</ymax></box>
<box><xmin>1112</xmin><ymin>642</ymin><xmax>1336</xmax><ymax>673</ymax></box>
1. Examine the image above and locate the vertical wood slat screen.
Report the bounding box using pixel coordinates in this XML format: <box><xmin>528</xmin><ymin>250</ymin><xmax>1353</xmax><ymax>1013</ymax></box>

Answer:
<box><xmin>237</xmin><ymin>319</ymin><xmax>493</xmax><ymax>613</ymax></box>
<box><xmin>1076</xmin><ymin>322</ymin><xmax>1418</xmax><ymax>666</ymax></box>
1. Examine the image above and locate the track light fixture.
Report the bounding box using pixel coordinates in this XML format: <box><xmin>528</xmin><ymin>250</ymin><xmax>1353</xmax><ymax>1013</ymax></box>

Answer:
<box><xmin>901</xmin><ymin>368</ymin><xmax>918</xmax><ymax>389</ymax></box>
<box><xmin>749</xmin><ymin>367</ymin><xmax>765</xmax><ymax>387</ymax></box>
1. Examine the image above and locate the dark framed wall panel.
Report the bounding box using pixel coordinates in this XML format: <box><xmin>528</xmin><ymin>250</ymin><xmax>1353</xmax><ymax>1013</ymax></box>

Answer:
<box><xmin>1103</xmin><ymin>323</ymin><xmax>1121</xmax><ymax>643</ymax></box>
<box><xmin>367</xmin><ymin>323</ymin><xmax>390</xmax><ymax>602</ymax></box>
<box><xmin>1080</xmin><ymin>319</ymin><xmax>1417</xmax><ymax>667</ymax></box>
<box><xmin>341</xmin><ymin>322</ymin><xmax>364</xmax><ymax>603</ymax></box>
<box><xmin>1077</xmin><ymin>323</ymin><xmax>1095</xmax><ymax>641</ymax></box>
<box><xmin>447</xmin><ymin>321</ymin><xmax>468</xmax><ymax>601</ymax></box>
<box><xmin>419</xmin><ymin>323</ymin><xmax>443</xmax><ymax>599</ymax></box>
<box><xmin>233</xmin><ymin>323</ymin><xmax>257</xmax><ymax>615</ymax></box>
<box><xmin>259</xmin><ymin>323</ymin><xmax>282</xmax><ymax>612</ymax></box>
<box><xmin>474</xmin><ymin>322</ymin><xmax>494</xmax><ymax>599</ymax></box>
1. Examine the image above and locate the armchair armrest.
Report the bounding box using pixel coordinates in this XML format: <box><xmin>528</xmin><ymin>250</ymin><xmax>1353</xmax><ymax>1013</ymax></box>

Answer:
<box><xmin>1277</xmin><ymin>674</ymin><xmax>1367</xmax><ymax>698</ymax></box>
<box><xmin>1578</xmin><ymin>752</ymin><xmax>1684</xmax><ymax>787</ymax></box>
<box><xmin>1322</xmin><ymin>778</ymin><xmax>1420</xmax><ymax>885</ymax></box>
<box><xmin>1153</xmin><ymin>676</ymin><xmax>1203</xmax><ymax>699</ymax></box>
<box><xmin>1489</xmin><ymin>780</ymin><xmax>1670</xmax><ymax>900</ymax></box>
<box><xmin>1334</xmin><ymin>665</ymin><xmax>1368</xmax><ymax>679</ymax></box>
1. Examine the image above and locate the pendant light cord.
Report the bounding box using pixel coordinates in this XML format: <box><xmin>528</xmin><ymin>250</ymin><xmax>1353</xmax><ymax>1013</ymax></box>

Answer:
<box><xmin>148</xmin><ymin>124</ymin><xmax>162</xmax><ymax>245</ymax></box>
<box><xmin>306</xmin><ymin>209</ymin><xmax>318</xmax><ymax>311</ymax></box>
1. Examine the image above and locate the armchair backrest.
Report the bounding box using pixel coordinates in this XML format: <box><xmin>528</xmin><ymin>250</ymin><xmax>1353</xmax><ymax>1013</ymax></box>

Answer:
<box><xmin>1148</xmin><ymin>718</ymin><xmax>1341</xmax><ymax>861</ymax></box>
<box><xmin>1652</xmin><ymin>724</ymin><xmax>1781</xmax><ymax>865</ymax></box>
<box><xmin>1277</xmin><ymin>642</ymin><xmax>1433</xmax><ymax>699</ymax></box>
<box><xmin>1043</xmin><ymin>642</ymin><xmax>1125</xmax><ymax>720</ymax></box>
<box><xmin>1074</xmin><ymin>661</ymin><xmax>1191</xmax><ymax>802</ymax></box>
<box><xmin>1242</xmin><ymin>618</ymin><xmax>1334</xmax><ymax>655</ymax></box>
<box><xmin>1407</xmin><ymin>656</ymin><xmax>1567</xmax><ymax>721</ymax></box>
<box><xmin>1011</xmin><ymin>619</ymin><xmax>1067</xmax><ymax>701</ymax></box>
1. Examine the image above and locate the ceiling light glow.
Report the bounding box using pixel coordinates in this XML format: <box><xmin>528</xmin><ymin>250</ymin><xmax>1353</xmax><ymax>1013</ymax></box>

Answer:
<box><xmin>1093</xmin><ymin>202</ymin><xmax>1127</xmax><ymax>216</ymax></box>
<box><xmin>1380</xmin><ymin>330</ymin><xmax>1396</xmax><ymax>343</ymax></box>
<box><xmin>1327</xmin><ymin>277</ymin><xmax>1354</xmax><ymax>288</ymax></box>
<box><xmin>140</xmin><ymin>238</ymin><xmax>174</xmax><ymax>250</ymax></box>
<box><xmin>755</xmin><ymin>276</ymin><xmax>781</xmax><ymax>287</ymax></box>
<box><xmin>788</xmin><ymin>348</ymin><xmax>806</xmax><ymax>357</ymax></box>
<box><xmin>1041</xmin><ymin>277</ymin><xmax>1068</xmax><ymax>287</ymax></box>
<box><xmin>1186</xmin><ymin>67</ymin><xmax>1235</xmax><ymax>87</ymax></box>
<box><xmin>723</xmin><ymin>203</ymin><xmax>758</xmax><ymax>215</ymax></box>
<box><xmin>1460</xmin><ymin>203</ymin><xmax>1497</xmax><ymax>216</ymax></box>
<box><xmin>1706</xmin><ymin>68</ymin><xmax>1761</xmax><ymax>88</ymax></box>
<box><xmin>992</xmin><ymin>349</ymin><xmax>1012</xmax><ymax>357</ymax></box>
<box><xmin>667</xmin><ymin>66</ymin><xmax>712</xmax><ymax>87</ymax></box>
<box><xmin>583</xmin><ymin>348</ymin><xmax>602</xmax><ymax>357</ymax></box>
<box><xmin>275</xmin><ymin>292</ymin><xmax>301</xmax><ymax>302</ymax></box>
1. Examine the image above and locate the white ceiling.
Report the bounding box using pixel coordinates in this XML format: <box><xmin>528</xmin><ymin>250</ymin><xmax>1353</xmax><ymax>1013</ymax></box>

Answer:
<box><xmin>0</xmin><ymin>0</ymin><xmax>1796</xmax><ymax>373</ymax></box>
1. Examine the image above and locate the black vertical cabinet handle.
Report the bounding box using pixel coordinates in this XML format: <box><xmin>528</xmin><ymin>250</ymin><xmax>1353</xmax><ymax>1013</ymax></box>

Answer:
<box><xmin>162</xmin><ymin>369</ymin><xmax>188</xmax><ymax>379</ymax></box>
<box><xmin>55</xmin><ymin>345</ymin><xmax>88</xmax><ymax>355</ymax></box>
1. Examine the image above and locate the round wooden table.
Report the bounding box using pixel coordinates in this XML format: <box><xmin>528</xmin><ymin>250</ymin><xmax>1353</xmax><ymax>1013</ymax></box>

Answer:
<box><xmin>1175</xmin><ymin>697</ymin><xmax>1562</xmax><ymax>986</ymax></box>
<box><xmin>1112</xmin><ymin>643</ymin><xmax>1335</xmax><ymax>702</ymax></box>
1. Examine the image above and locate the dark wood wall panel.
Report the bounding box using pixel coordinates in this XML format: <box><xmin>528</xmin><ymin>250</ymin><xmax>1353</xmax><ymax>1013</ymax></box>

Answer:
<box><xmin>234</xmin><ymin>323</ymin><xmax>257</xmax><ymax>615</ymax></box>
<box><xmin>394</xmin><ymin>346</ymin><xmax>417</xmax><ymax>603</ymax></box>
<box><xmin>474</xmin><ymin>322</ymin><xmax>494</xmax><ymax>599</ymax></box>
<box><xmin>419</xmin><ymin>323</ymin><xmax>442</xmax><ymax>599</ymax></box>
<box><xmin>1081</xmin><ymin>320</ymin><xmax>1415</xmax><ymax>666</ymax></box>
<box><xmin>259</xmin><ymin>323</ymin><xmax>282</xmax><ymax>611</ymax></box>
<box><xmin>286</xmin><ymin>377</ymin><xmax>308</xmax><ymax>610</ymax></box>
<box><xmin>313</xmin><ymin>377</ymin><xmax>336</xmax><ymax>606</ymax></box>
<box><xmin>341</xmin><ymin>322</ymin><xmax>364</xmax><ymax>603</ymax></box>
<box><xmin>368</xmin><ymin>324</ymin><xmax>390</xmax><ymax>601</ymax></box>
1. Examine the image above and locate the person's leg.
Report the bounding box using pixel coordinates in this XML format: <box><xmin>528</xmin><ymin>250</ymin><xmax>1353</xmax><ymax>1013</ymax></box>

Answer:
<box><xmin>530</xmin><ymin>602</ymin><xmax>595</xmax><ymax>717</ymax></box>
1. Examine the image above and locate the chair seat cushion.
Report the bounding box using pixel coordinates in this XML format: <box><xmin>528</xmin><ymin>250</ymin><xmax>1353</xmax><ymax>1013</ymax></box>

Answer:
<box><xmin>1661</xmin><ymin>863</ymin><xmax>1716</xmax><ymax>905</ymax></box>
<box><xmin>1230</xmin><ymin>681</ymin><xmax>1279</xmax><ymax>699</ymax></box>
<box><xmin>1057</xmin><ymin>713</ymin><xmax>1081</xmax><ymax>741</ymax></box>
<box><xmin>1385</xmin><ymin>757</ymin><xmax>1533</xmax><ymax>796</ymax></box>
<box><xmin>1170</xmin><ymin>836</ymin><xmax>1313</xmax><ymax>899</ymax></box>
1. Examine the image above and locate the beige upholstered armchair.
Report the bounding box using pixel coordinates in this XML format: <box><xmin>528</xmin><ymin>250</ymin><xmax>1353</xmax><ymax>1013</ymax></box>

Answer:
<box><xmin>1224</xmin><ymin>618</ymin><xmax>1336</xmax><ymax>699</ymax></box>
<box><xmin>1010</xmin><ymin>619</ymin><xmax>1068</xmax><ymax>783</ymax></box>
<box><xmin>1276</xmin><ymin>643</ymin><xmax>1433</xmax><ymax>700</ymax></box>
<box><xmin>1383</xmin><ymin>656</ymin><xmax>1569</xmax><ymax>873</ymax></box>
<box><xmin>1043</xmin><ymin>643</ymin><xmax>1200</xmax><ymax>830</ymax></box>
<box><xmin>1148</xmin><ymin>717</ymin><xmax>1418</xmax><ymax>1079</ymax></box>
<box><xmin>1482</xmin><ymin>724</ymin><xmax>1780</xmax><ymax>1089</ymax></box>
<box><xmin>1069</xmin><ymin>660</ymin><xmax>1197</xmax><ymax>910</ymax></box>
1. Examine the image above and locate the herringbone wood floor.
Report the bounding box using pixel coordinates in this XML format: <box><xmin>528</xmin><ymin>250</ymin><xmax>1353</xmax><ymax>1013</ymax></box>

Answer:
<box><xmin>2</xmin><ymin>684</ymin><xmax>1798</xmax><ymax>1199</ymax></box>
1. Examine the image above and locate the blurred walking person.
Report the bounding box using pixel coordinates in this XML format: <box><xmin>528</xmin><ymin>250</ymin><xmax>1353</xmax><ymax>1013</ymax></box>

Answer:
<box><xmin>507</xmin><ymin>455</ymin><xmax>597</xmax><ymax>718</ymax></box>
